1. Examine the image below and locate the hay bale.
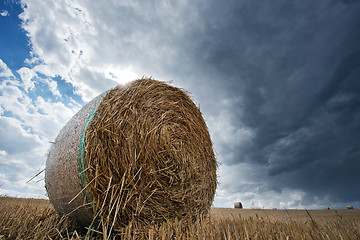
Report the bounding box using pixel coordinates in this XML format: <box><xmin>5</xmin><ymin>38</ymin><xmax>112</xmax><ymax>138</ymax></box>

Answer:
<box><xmin>234</xmin><ymin>202</ymin><xmax>243</xmax><ymax>209</ymax></box>
<box><xmin>45</xmin><ymin>78</ymin><xmax>217</xmax><ymax>228</ymax></box>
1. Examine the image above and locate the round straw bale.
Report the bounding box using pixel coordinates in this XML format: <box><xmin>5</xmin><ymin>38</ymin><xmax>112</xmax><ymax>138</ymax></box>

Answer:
<box><xmin>45</xmin><ymin>78</ymin><xmax>217</xmax><ymax>227</ymax></box>
<box><xmin>234</xmin><ymin>202</ymin><xmax>243</xmax><ymax>209</ymax></box>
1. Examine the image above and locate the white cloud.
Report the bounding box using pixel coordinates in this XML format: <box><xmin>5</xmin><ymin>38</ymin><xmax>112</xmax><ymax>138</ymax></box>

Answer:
<box><xmin>0</xmin><ymin>80</ymin><xmax>37</xmax><ymax>124</ymax></box>
<box><xmin>34</xmin><ymin>96</ymin><xmax>79</xmax><ymax>138</ymax></box>
<box><xmin>206</xmin><ymin>96</ymin><xmax>254</xmax><ymax>165</ymax></box>
<box><xmin>0</xmin><ymin>67</ymin><xmax>79</xmax><ymax>139</ymax></box>
<box><xmin>214</xmin><ymin>162</ymin><xmax>307</xmax><ymax>209</ymax></box>
<box><xmin>43</xmin><ymin>78</ymin><xmax>61</xmax><ymax>97</ymax></box>
<box><xmin>213</xmin><ymin>161</ymin><xmax>355</xmax><ymax>209</ymax></box>
<box><xmin>19</xmin><ymin>0</ymin><xmax>205</xmax><ymax>100</ymax></box>
<box><xmin>0</xmin><ymin>150</ymin><xmax>7</xmax><ymax>156</ymax></box>
<box><xmin>0</xmin><ymin>162</ymin><xmax>46</xmax><ymax>198</ymax></box>
<box><xmin>0</xmin><ymin>10</ymin><xmax>9</xmax><ymax>17</ymax></box>
<box><xmin>0</xmin><ymin>116</ymin><xmax>42</xmax><ymax>154</ymax></box>
<box><xmin>0</xmin><ymin>115</ymin><xmax>49</xmax><ymax>198</ymax></box>
<box><xmin>0</xmin><ymin>59</ymin><xmax>16</xmax><ymax>79</ymax></box>
<box><xmin>17</xmin><ymin>67</ymin><xmax>36</xmax><ymax>92</ymax></box>
<box><xmin>0</xmin><ymin>59</ymin><xmax>81</xmax><ymax>199</ymax></box>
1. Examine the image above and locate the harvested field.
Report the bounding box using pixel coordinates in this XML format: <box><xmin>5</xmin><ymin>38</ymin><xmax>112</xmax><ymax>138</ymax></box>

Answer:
<box><xmin>211</xmin><ymin>207</ymin><xmax>360</xmax><ymax>223</ymax></box>
<box><xmin>1</xmin><ymin>196</ymin><xmax>359</xmax><ymax>239</ymax></box>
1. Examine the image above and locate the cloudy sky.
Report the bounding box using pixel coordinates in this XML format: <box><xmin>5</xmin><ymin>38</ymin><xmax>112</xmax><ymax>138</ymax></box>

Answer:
<box><xmin>1</xmin><ymin>0</ymin><xmax>360</xmax><ymax>209</ymax></box>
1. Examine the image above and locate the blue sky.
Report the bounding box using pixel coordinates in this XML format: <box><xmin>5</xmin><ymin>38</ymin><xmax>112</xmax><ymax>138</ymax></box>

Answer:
<box><xmin>0</xmin><ymin>1</ymin><xmax>30</xmax><ymax>70</ymax></box>
<box><xmin>1</xmin><ymin>0</ymin><xmax>360</xmax><ymax>209</ymax></box>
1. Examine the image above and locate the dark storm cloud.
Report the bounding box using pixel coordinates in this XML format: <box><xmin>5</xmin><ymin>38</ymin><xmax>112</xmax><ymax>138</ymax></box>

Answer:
<box><xmin>174</xmin><ymin>0</ymin><xmax>360</xmax><ymax>206</ymax></box>
<box><xmin>268</xmin><ymin>49</ymin><xmax>360</xmax><ymax>202</ymax></box>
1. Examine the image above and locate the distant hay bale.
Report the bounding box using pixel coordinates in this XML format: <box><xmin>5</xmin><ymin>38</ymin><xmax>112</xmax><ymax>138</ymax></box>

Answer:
<box><xmin>234</xmin><ymin>202</ymin><xmax>243</xmax><ymax>209</ymax></box>
<box><xmin>45</xmin><ymin>78</ymin><xmax>217</xmax><ymax>228</ymax></box>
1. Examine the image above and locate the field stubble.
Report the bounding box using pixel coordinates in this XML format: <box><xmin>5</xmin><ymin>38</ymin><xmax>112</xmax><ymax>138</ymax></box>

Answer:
<box><xmin>0</xmin><ymin>196</ymin><xmax>359</xmax><ymax>239</ymax></box>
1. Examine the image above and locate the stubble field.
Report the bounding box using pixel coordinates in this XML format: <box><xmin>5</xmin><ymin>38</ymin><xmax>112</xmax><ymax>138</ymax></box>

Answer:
<box><xmin>0</xmin><ymin>196</ymin><xmax>359</xmax><ymax>239</ymax></box>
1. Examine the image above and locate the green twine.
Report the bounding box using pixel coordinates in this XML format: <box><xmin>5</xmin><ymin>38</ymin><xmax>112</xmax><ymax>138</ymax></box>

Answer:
<box><xmin>85</xmin><ymin>217</ymin><xmax>95</xmax><ymax>240</ymax></box>
<box><xmin>78</xmin><ymin>91</ymin><xmax>108</xmax><ymax>212</ymax></box>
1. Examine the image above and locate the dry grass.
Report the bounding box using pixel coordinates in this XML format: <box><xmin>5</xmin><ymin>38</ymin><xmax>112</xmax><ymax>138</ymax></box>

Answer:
<box><xmin>1</xmin><ymin>196</ymin><xmax>359</xmax><ymax>239</ymax></box>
